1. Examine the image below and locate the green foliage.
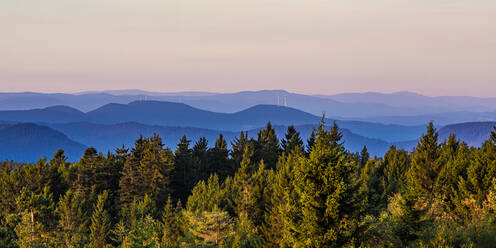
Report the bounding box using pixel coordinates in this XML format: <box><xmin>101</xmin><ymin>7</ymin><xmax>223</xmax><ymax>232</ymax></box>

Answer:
<box><xmin>172</xmin><ymin>135</ymin><xmax>194</xmax><ymax>203</ymax></box>
<box><xmin>1</xmin><ymin>122</ymin><xmax>496</xmax><ymax>247</ymax></box>
<box><xmin>288</xmin><ymin>119</ymin><xmax>364</xmax><ymax>247</ymax></box>
<box><xmin>281</xmin><ymin>125</ymin><xmax>304</xmax><ymax>155</ymax></box>
<box><xmin>89</xmin><ymin>191</ymin><xmax>111</xmax><ymax>248</ymax></box>
<box><xmin>408</xmin><ymin>121</ymin><xmax>440</xmax><ymax>197</ymax></box>
<box><xmin>56</xmin><ymin>189</ymin><xmax>89</xmax><ymax>247</ymax></box>
<box><xmin>254</xmin><ymin>122</ymin><xmax>281</xmax><ymax>170</ymax></box>
<box><xmin>184</xmin><ymin>208</ymin><xmax>234</xmax><ymax>246</ymax></box>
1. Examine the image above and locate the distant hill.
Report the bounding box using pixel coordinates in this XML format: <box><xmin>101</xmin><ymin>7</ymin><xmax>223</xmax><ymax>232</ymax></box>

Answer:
<box><xmin>438</xmin><ymin>122</ymin><xmax>496</xmax><ymax>147</ymax></box>
<box><xmin>0</xmin><ymin>123</ymin><xmax>86</xmax><ymax>162</ymax></box>
<box><xmin>342</xmin><ymin>111</ymin><xmax>496</xmax><ymax>126</ymax></box>
<box><xmin>2</xmin><ymin>90</ymin><xmax>496</xmax><ymax>125</ymax></box>
<box><xmin>319</xmin><ymin>91</ymin><xmax>496</xmax><ymax>113</ymax></box>
<box><xmin>0</xmin><ymin>105</ymin><xmax>86</xmax><ymax>123</ymax></box>
<box><xmin>1</xmin><ymin>101</ymin><xmax>425</xmax><ymax>142</ymax></box>
<box><xmin>0</xmin><ymin>90</ymin><xmax>477</xmax><ymax>118</ymax></box>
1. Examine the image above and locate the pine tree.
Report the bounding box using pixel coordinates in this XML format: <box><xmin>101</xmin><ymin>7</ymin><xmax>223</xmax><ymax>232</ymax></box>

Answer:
<box><xmin>209</xmin><ymin>134</ymin><xmax>234</xmax><ymax>179</ymax></box>
<box><xmin>120</xmin><ymin>135</ymin><xmax>174</xmax><ymax>213</ymax></box>
<box><xmin>306</xmin><ymin>129</ymin><xmax>317</xmax><ymax>154</ymax></box>
<box><xmin>360</xmin><ymin>146</ymin><xmax>370</xmax><ymax>167</ymax></box>
<box><xmin>161</xmin><ymin>196</ymin><xmax>182</xmax><ymax>248</ymax></box>
<box><xmin>184</xmin><ymin>208</ymin><xmax>234</xmax><ymax>245</ymax></box>
<box><xmin>289</xmin><ymin>119</ymin><xmax>363</xmax><ymax>247</ymax></box>
<box><xmin>13</xmin><ymin>187</ymin><xmax>57</xmax><ymax>248</ymax></box>
<box><xmin>187</xmin><ymin>174</ymin><xmax>225</xmax><ymax>213</ymax></box>
<box><xmin>263</xmin><ymin>149</ymin><xmax>304</xmax><ymax>247</ymax></box>
<box><xmin>89</xmin><ymin>191</ymin><xmax>111</xmax><ymax>248</ymax></box>
<box><xmin>383</xmin><ymin>146</ymin><xmax>411</xmax><ymax>195</ymax></box>
<box><xmin>408</xmin><ymin>121</ymin><xmax>440</xmax><ymax>197</ymax></box>
<box><xmin>254</xmin><ymin>122</ymin><xmax>281</xmax><ymax>170</ymax></box>
<box><xmin>139</xmin><ymin>135</ymin><xmax>174</xmax><ymax>208</ymax></box>
<box><xmin>394</xmin><ymin>192</ymin><xmax>428</xmax><ymax>246</ymax></box>
<box><xmin>231</xmin><ymin>131</ymin><xmax>253</xmax><ymax>167</ymax></box>
<box><xmin>233</xmin><ymin>148</ymin><xmax>258</xmax><ymax>220</ymax></box>
<box><xmin>172</xmin><ymin>135</ymin><xmax>194</xmax><ymax>203</ymax></box>
<box><xmin>56</xmin><ymin>189</ymin><xmax>89</xmax><ymax>247</ymax></box>
<box><xmin>192</xmin><ymin>137</ymin><xmax>210</xmax><ymax>183</ymax></box>
<box><xmin>232</xmin><ymin>212</ymin><xmax>262</xmax><ymax>248</ymax></box>
<box><xmin>360</xmin><ymin>158</ymin><xmax>387</xmax><ymax>216</ymax></box>
<box><xmin>281</xmin><ymin>125</ymin><xmax>304</xmax><ymax>154</ymax></box>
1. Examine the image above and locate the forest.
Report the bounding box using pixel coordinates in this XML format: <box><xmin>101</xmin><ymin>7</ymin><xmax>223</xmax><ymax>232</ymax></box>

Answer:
<box><xmin>1</xmin><ymin>117</ymin><xmax>496</xmax><ymax>248</ymax></box>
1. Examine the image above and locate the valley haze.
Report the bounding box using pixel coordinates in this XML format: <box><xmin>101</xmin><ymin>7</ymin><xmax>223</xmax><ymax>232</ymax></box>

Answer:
<box><xmin>0</xmin><ymin>90</ymin><xmax>495</xmax><ymax>162</ymax></box>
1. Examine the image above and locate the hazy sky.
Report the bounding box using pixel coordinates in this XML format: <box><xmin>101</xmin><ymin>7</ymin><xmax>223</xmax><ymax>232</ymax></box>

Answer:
<box><xmin>1</xmin><ymin>0</ymin><xmax>495</xmax><ymax>96</ymax></box>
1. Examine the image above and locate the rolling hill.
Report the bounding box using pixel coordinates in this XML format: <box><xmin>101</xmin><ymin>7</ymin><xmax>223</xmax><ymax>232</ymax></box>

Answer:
<box><xmin>0</xmin><ymin>123</ymin><xmax>86</xmax><ymax>162</ymax></box>
<box><xmin>438</xmin><ymin>122</ymin><xmax>496</xmax><ymax>147</ymax></box>
<box><xmin>0</xmin><ymin>101</ymin><xmax>425</xmax><ymax>142</ymax></box>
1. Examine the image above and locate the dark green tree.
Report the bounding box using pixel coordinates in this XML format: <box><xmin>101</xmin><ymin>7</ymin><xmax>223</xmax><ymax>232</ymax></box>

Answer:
<box><xmin>360</xmin><ymin>145</ymin><xmax>370</xmax><ymax>167</ymax></box>
<box><xmin>408</xmin><ymin>121</ymin><xmax>440</xmax><ymax>197</ymax></box>
<box><xmin>253</xmin><ymin>122</ymin><xmax>281</xmax><ymax>170</ymax></box>
<box><xmin>209</xmin><ymin>134</ymin><xmax>234</xmax><ymax>179</ymax></box>
<box><xmin>172</xmin><ymin>135</ymin><xmax>194</xmax><ymax>203</ymax></box>
<box><xmin>231</xmin><ymin>131</ymin><xmax>254</xmax><ymax>167</ymax></box>
<box><xmin>281</xmin><ymin>125</ymin><xmax>304</xmax><ymax>154</ymax></box>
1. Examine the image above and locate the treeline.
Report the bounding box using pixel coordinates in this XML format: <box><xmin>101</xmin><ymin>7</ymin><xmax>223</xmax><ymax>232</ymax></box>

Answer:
<box><xmin>1</xmin><ymin>119</ymin><xmax>496</xmax><ymax>247</ymax></box>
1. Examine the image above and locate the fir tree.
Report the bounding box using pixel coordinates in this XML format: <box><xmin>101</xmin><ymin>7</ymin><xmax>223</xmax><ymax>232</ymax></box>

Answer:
<box><xmin>262</xmin><ymin>149</ymin><xmax>303</xmax><ymax>247</ymax></box>
<box><xmin>360</xmin><ymin>145</ymin><xmax>370</xmax><ymax>167</ymax></box>
<box><xmin>56</xmin><ymin>189</ymin><xmax>89</xmax><ymax>247</ymax></box>
<box><xmin>184</xmin><ymin>208</ymin><xmax>234</xmax><ymax>245</ymax></box>
<box><xmin>306</xmin><ymin>129</ymin><xmax>317</xmax><ymax>154</ymax></box>
<box><xmin>192</xmin><ymin>137</ymin><xmax>210</xmax><ymax>183</ymax></box>
<box><xmin>383</xmin><ymin>146</ymin><xmax>411</xmax><ymax>195</ymax></box>
<box><xmin>89</xmin><ymin>191</ymin><xmax>111</xmax><ymax>248</ymax></box>
<box><xmin>231</xmin><ymin>131</ymin><xmax>253</xmax><ymax>166</ymax></box>
<box><xmin>408</xmin><ymin>121</ymin><xmax>440</xmax><ymax>197</ymax></box>
<box><xmin>172</xmin><ymin>135</ymin><xmax>194</xmax><ymax>203</ymax></box>
<box><xmin>290</xmin><ymin>119</ymin><xmax>363</xmax><ymax>247</ymax></box>
<box><xmin>209</xmin><ymin>134</ymin><xmax>234</xmax><ymax>180</ymax></box>
<box><xmin>161</xmin><ymin>196</ymin><xmax>182</xmax><ymax>248</ymax></box>
<box><xmin>281</xmin><ymin>125</ymin><xmax>304</xmax><ymax>154</ymax></box>
<box><xmin>254</xmin><ymin>122</ymin><xmax>281</xmax><ymax>170</ymax></box>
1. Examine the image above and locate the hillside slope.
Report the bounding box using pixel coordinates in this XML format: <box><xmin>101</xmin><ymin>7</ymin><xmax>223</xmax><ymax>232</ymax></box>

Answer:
<box><xmin>0</xmin><ymin>123</ymin><xmax>86</xmax><ymax>162</ymax></box>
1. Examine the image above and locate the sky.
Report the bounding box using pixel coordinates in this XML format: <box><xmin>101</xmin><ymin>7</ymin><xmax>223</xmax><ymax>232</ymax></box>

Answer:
<box><xmin>1</xmin><ymin>0</ymin><xmax>495</xmax><ymax>97</ymax></box>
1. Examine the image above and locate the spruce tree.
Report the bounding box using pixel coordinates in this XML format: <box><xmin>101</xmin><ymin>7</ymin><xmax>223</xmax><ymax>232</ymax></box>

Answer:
<box><xmin>263</xmin><ymin>148</ymin><xmax>304</xmax><ymax>247</ymax></box>
<box><xmin>290</xmin><ymin>119</ymin><xmax>363</xmax><ymax>247</ymax></box>
<box><xmin>360</xmin><ymin>145</ymin><xmax>370</xmax><ymax>167</ymax></box>
<box><xmin>408</xmin><ymin>121</ymin><xmax>440</xmax><ymax>197</ymax></box>
<box><xmin>306</xmin><ymin>129</ymin><xmax>317</xmax><ymax>154</ymax></box>
<box><xmin>231</xmin><ymin>131</ymin><xmax>253</xmax><ymax>166</ymax></box>
<box><xmin>13</xmin><ymin>187</ymin><xmax>57</xmax><ymax>247</ymax></box>
<box><xmin>184</xmin><ymin>208</ymin><xmax>234</xmax><ymax>245</ymax></box>
<box><xmin>172</xmin><ymin>135</ymin><xmax>194</xmax><ymax>203</ymax></box>
<box><xmin>139</xmin><ymin>135</ymin><xmax>174</xmax><ymax>208</ymax></box>
<box><xmin>209</xmin><ymin>134</ymin><xmax>234</xmax><ymax>179</ymax></box>
<box><xmin>56</xmin><ymin>189</ymin><xmax>89</xmax><ymax>247</ymax></box>
<box><xmin>254</xmin><ymin>122</ymin><xmax>281</xmax><ymax>170</ymax></box>
<box><xmin>281</xmin><ymin>125</ymin><xmax>304</xmax><ymax>154</ymax></box>
<box><xmin>89</xmin><ymin>191</ymin><xmax>111</xmax><ymax>248</ymax></box>
<box><xmin>383</xmin><ymin>146</ymin><xmax>411</xmax><ymax>195</ymax></box>
<box><xmin>192</xmin><ymin>137</ymin><xmax>210</xmax><ymax>183</ymax></box>
<box><xmin>161</xmin><ymin>196</ymin><xmax>182</xmax><ymax>248</ymax></box>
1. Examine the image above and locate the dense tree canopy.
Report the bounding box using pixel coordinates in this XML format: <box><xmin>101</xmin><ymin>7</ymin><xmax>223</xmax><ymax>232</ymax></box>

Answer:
<box><xmin>1</xmin><ymin>120</ymin><xmax>496</xmax><ymax>247</ymax></box>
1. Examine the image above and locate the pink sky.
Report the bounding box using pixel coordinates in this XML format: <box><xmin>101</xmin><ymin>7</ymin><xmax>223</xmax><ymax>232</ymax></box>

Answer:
<box><xmin>1</xmin><ymin>0</ymin><xmax>495</xmax><ymax>97</ymax></box>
